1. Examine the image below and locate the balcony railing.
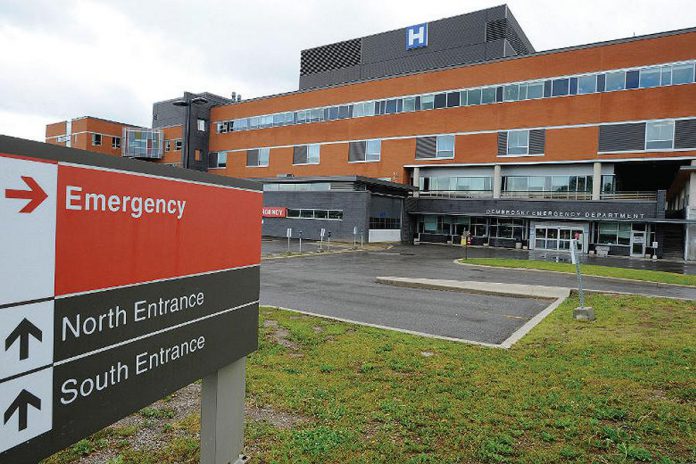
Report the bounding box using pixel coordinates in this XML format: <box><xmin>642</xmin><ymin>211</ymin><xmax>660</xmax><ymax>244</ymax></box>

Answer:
<box><xmin>500</xmin><ymin>191</ymin><xmax>593</xmax><ymax>200</ymax></box>
<box><xmin>600</xmin><ymin>191</ymin><xmax>657</xmax><ymax>201</ymax></box>
<box><xmin>415</xmin><ymin>190</ymin><xmax>658</xmax><ymax>202</ymax></box>
<box><xmin>417</xmin><ymin>190</ymin><xmax>494</xmax><ymax>199</ymax></box>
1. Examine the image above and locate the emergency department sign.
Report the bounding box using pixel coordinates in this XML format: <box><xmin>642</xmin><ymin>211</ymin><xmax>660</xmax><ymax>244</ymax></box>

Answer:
<box><xmin>0</xmin><ymin>136</ymin><xmax>262</xmax><ymax>463</ymax></box>
<box><xmin>406</xmin><ymin>23</ymin><xmax>428</xmax><ymax>49</ymax></box>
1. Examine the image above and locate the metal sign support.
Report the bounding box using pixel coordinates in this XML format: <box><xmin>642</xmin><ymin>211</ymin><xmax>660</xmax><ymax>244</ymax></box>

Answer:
<box><xmin>570</xmin><ymin>239</ymin><xmax>595</xmax><ymax>321</ymax></box>
<box><xmin>200</xmin><ymin>357</ymin><xmax>248</xmax><ymax>464</ymax></box>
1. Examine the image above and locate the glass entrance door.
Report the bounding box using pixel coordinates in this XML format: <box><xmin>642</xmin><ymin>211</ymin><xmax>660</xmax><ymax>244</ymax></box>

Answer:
<box><xmin>631</xmin><ymin>231</ymin><xmax>646</xmax><ymax>256</ymax></box>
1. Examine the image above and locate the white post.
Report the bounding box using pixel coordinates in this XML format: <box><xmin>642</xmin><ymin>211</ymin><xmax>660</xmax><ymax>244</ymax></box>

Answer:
<box><xmin>493</xmin><ymin>165</ymin><xmax>502</xmax><ymax>199</ymax></box>
<box><xmin>412</xmin><ymin>167</ymin><xmax>420</xmax><ymax>198</ymax></box>
<box><xmin>200</xmin><ymin>357</ymin><xmax>247</xmax><ymax>464</ymax></box>
<box><xmin>592</xmin><ymin>162</ymin><xmax>602</xmax><ymax>201</ymax></box>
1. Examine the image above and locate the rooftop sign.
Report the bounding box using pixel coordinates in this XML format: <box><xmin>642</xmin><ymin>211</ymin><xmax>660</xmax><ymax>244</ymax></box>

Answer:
<box><xmin>0</xmin><ymin>137</ymin><xmax>262</xmax><ymax>463</ymax></box>
<box><xmin>406</xmin><ymin>23</ymin><xmax>428</xmax><ymax>50</ymax></box>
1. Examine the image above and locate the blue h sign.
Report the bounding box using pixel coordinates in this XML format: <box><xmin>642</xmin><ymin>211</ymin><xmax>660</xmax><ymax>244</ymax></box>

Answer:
<box><xmin>406</xmin><ymin>23</ymin><xmax>428</xmax><ymax>50</ymax></box>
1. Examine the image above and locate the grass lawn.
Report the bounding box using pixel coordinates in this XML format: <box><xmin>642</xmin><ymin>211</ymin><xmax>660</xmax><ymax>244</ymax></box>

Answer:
<box><xmin>45</xmin><ymin>294</ymin><xmax>695</xmax><ymax>464</ymax></box>
<box><xmin>459</xmin><ymin>258</ymin><xmax>696</xmax><ymax>287</ymax></box>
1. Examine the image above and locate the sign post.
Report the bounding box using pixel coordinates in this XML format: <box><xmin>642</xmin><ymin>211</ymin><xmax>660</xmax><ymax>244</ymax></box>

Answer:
<box><xmin>0</xmin><ymin>136</ymin><xmax>262</xmax><ymax>463</ymax></box>
<box><xmin>298</xmin><ymin>230</ymin><xmax>303</xmax><ymax>254</ymax></box>
<box><xmin>570</xmin><ymin>238</ymin><xmax>595</xmax><ymax>321</ymax></box>
<box><xmin>286</xmin><ymin>227</ymin><xmax>292</xmax><ymax>253</ymax></box>
<box><xmin>353</xmin><ymin>226</ymin><xmax>358</xmax><ymax>248</ymax></box>
<box><xmin>320</xmin><ymin>228</ymin><xmax>326</xmax><ymax>251</ymax></box>
<box><xmin>327</xmin><ymin>231</ymin><xmax>331</xmax><ymax>251</ymax></box>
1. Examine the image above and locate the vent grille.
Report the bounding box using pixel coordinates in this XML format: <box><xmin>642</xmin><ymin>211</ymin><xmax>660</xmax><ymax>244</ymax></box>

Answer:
<box><xmin>486</xmin><ymin>18</ymin><xmax>530</xmax><ymax>55</ymax></box>
<box><xmin>529</xmin><ymin>130</ymin><xmax>546</xmax><ymax>154</ymax></box>
<box><xmin>675</xmin><ymin>118</ymin><xmax>696</xmax><ymax>149</ymax></box>
<box><xmin>415</xmin><ymin>137</ymin><xmax>437</xmax><ymax>159</ymax></box>
<box><xmin>300</xmin><ymin>39</ymin><xmax>361</xmax><ymax>76</ymax></box>
<box><xmin>497</xmin><ymin>132</ymin><xmax>508</xmax><ymax>156</ymax></box>
<box><xmin>599</xmin><ymin>123</ymin><xmax>646</xmax><ymax>152</ymax></box>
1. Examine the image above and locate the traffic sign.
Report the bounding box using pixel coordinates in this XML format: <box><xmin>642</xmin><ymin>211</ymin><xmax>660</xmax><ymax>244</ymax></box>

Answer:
<box><xmin>0</xmin><ymin>136</ymin><xmax>262</xmax><ymax>463</ymax></box>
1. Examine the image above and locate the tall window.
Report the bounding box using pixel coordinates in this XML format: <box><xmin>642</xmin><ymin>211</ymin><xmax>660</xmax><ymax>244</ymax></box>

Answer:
<box><xmin>307</xmin><ymin>144</ymin><xmax>320</xmax><ymax>164</ymax></box>
<box><xmin>209</xmin><ymin>151</ymin><xmax>227</xmax><ymax>168</ymax></box>
<box><xmin>92</xmin><ymin>133</ymin><xmax>102</xmax><ymax>146</ymax></box>
<box><xmin>258</xmin><ymin>148</ymin><xmax>270</xmax><ymax>166</ymax></box>
<box><xmin>507</xmin><ymin>130</ymin><xmax>529</xmax><ymax>155</ymax></box>
<box><xmin>436</xmin><ymin>135</ymin><xmax>455</xmax><ymax>158</ymax></box>
<box><xmin>111</xmin><ymin>136</ymin><xmax>121</xmax><ymax>149</ymax></box>
<box><xmin>197</xmin><ymin>119</ymin><xmax>206</xmax><ymax>131</ymax></box>
<box><xmin>174</xmin><ymin>139</ymin><xmax>182</xmax><ymax>151</ymax></box>
<box><xmin>645</xmin><ymin>120</ymin><xmax>675</xmax><ymax>150</ymax></box>
<box><xmin>366</xmin><ymin>140</ymin><xmax>381</xmax><ymax>161</ymax></box>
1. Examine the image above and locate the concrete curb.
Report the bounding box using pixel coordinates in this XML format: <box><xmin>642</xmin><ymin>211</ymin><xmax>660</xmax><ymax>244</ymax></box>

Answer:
<box><xmin>375</xmin><ymin>276</ymin><xmax>570</xmax><ymax>299</ymax></box>
<box><xmin>453</xmin><ymin>260</ymin><xmax>696</xmax><ymax>289</ymax></box>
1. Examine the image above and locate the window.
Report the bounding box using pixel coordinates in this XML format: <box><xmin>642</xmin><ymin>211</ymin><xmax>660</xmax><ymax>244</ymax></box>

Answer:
<box><xmin>216</xmin><ymin>121</ymin><xmax>228</xmax><ymax>133</ymax></box>
<box><xmin>446</xmin><ymin>91</ymin><xmax>460</xmax><ymax>108</ymax></box>
<box><xmin>306</xmin><ymin>144</ymin><xmax>320</xmax><ymax>164</ymax></box>
<box><xmin>645</xmin><ymin>120</ymin><xmax>675</xmax><ymax>150</ymax></box>
<box><xmin>92</xmin><ymin>133</ymin><xmax>102</xmax><ymax>146</ymax></box>
<box><xmin>420</xmin><ymin>94</ymin><xmax>435</xmax><ymax>110</ymax></box>
<box><xmin>287</xmin><ymin>209</ymin><xmax>342</xmax><ymax>220</ymax></box>
<box><xmin>504</xmin><ymin>84</ymin><xmax>519</xmax><ymax>102</ymax></box>
<box><xmin>258</xmin><ymin>148</ymin><xmax>270</xmax><ymax>166</ymax></box>
<box><xmin>353</xmin><ymin>101</ymin><xmax>375</xmax><ymax>118</ymax></box>
<box><xmin>507</xmin><ymin>130</ymin><xmax>529</xmax><ymax>155</ymax></box>
<box><xmin>525</xmin><ymin>81</ymin><xmax>544</xmax><ymax>99</ymax></box>
<box><xmin>174</xmin><ymin>139</ymin><xmax>182</xmax><ymax>151</ymax></box>
<box><xmin>639</xmin><ymin>67</ymin><xmax>661</xmax><ymax>88</ymax></box>
<box><xmin>481</xmin><ymin>87</ymin><xmax>496</xmax><ymax>104</ymax></box>
<box><xmin>552</xmin><ymin>78</ymin><xmax>570</xmax><ymax>96</ymax></box>
<box><xmin>402</xmin><ymin>97</ymin><xmax>416</xmax><ymax>112</ymax></box>
<box><xmin>111</xmin><ymin>136</ymin><xmax>121</xmax><ymax>149</ymax></box>
<box><xmin>209</xmin><ymin>151</ymin><xmax>227</xmax><ymax>168</ymax></box>
<box><xmin>433</xmin><ymin>93</ymin><xmax>447</xmax><ymax>109</ymax></box>
<box><xmin>577</xmin><ymin>75</ymin><xmax>596</xmax><ymax>94</ymax></box>
<box><xmin>385</xmin><ymin>99</ymin><xmax>399</xmax><ymax>114</ymax></box>
<box><xmin>436</xmin><ymin>135</ymin><xmax>455</xmax><ymax>158</ymax></box>
<box><xmin>366</xmin><ymin>139</ymin><xmax>381</xmax><ymax>161</ymax></box>
<box><xmin>672</xmin><ymin>63</ymin><xmax>695</xmax><ymax>85</ymax></box>
<box><xmin>598</xmin><ymin>222</ymin><xmax>631</xmax><ymax>246</ymax></box>
<box><xmin>369</xmin><ymin>217</ymin><xmax>401</xmax><ymax>229</ymax></box>
<box><xmin>467</xmin><ymin>88</ymin><xmax>482</xmax><ymax>106</ymax></box>
<box><xmin>197</xmin><ymin>119</ymin><xmax>206</xmax><ymax>131</ymax></box>
<box><xmin>165</xmin><ymin>140</ymin><xmax>171</xmax><ymax>152</ymax></box>
<box><xmin>605</xmin><ymin>71</ymin><xmax>626</xmax><ymax>91</ymax></box>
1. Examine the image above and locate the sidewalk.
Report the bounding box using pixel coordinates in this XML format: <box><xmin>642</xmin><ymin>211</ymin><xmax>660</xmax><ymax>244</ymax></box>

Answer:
<box><xmin>451</xmin><ymin>245</ymin><xmax>696</xmax><ymax>275</ymax></box>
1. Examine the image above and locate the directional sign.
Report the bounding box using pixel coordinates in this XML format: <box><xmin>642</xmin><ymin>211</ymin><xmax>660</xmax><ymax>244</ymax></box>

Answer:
<box><xmin>0</xmin><ymin>136</ymin><xmax>262</xmax><ymax>463</ymax></box>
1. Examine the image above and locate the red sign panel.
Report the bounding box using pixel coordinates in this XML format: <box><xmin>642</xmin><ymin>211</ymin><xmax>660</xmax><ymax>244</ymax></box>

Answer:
<box><xmin>262</xmin><ymin>206</ymin><xmax>287</xmax><ymax>218</ymax></box>
<box><xmin>56</xmin><ymin>165</ymin><xmax>262</xmax><ymax>295</ymax></box>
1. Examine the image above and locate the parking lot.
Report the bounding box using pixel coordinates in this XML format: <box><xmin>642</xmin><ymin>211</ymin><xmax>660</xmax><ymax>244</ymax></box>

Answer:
<box><xmin>260</xmin><ymin>241</ymin><xmax>696</xmax><ymax>345</ymax></box>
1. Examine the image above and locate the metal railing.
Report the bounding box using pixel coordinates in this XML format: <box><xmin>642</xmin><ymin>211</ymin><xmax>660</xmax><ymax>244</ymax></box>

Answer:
<box><xmin>416</xmin><ymin>190</ymin><xmax>494</xmax><ymax>199</ymax></box>
<box><xmin>500</xmin><ymin>191</ymin><xmax>593</xmax><ymax>201</ymax></box>
<box><xmin>414</xmin><ymin>190</ymin><xmax>658</xmax><ymax>202</ymax></box>
<box><xmin>600</xmin><ymin>191</ymin><xmax>657</xmax><ymax>201</ymax></box>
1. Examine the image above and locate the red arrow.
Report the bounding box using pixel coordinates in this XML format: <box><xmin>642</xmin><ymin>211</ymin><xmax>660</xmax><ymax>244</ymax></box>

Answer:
<box><xmin>5</xmin><ymin>176</ymin><xmax>48</xmax><ymax>213</ymax></box>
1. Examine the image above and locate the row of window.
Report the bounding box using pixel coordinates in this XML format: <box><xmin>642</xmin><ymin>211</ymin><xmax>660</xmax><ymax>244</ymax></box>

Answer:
<box><xmin>368</xmin><ymin>217</ymin><xmax>401</xmax><ymax>229</ymax></box>
<box><xmin>164</xmin><ymin>139</ymin><xmax>183</xmax><ymax>152</ymax></box>
<box><xmin>212</xmin><ymin>116</ymin><xmax>693</xmax><ymax>169</ymax></box>
<box><xmin>262</xmin><ymin>182</ymin><xmax>332</xmax><ymax>191</ymax></box>
<box><xmin>214</xmin><ymin>60</ymin><xmax>696</xmax><ymax>134</ymax></box>
<box><xmin>91</xmin><ymin>133</ymin><xmax>121</xmax><ymax>149</ymax></box>
<box><xmin>286</xmin><ymin>209</ymin><xmax>343</xmax><ymax>220</ymax></box>
<box><xmin>419</xmin><ymin>175</ymin><xmax>619</xmax><ymax>193</ymax></box>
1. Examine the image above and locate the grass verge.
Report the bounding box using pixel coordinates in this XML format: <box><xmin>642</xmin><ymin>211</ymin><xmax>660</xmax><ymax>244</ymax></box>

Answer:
<box><xmin>45</xmin><ymin>295</ymin><xmax>695</xmax><ymax>463</ymax></box>
<box><xmin>459</xmin><ymin>257</ymin><xmax>696</xmax><ymax>287</ymax></box>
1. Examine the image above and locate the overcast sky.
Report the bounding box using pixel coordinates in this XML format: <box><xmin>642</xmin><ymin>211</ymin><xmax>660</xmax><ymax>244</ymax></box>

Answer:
<box><xmin>1</xmin><ymin>0</ymin><xmax>695</xmax><ymax>141</ymax></box>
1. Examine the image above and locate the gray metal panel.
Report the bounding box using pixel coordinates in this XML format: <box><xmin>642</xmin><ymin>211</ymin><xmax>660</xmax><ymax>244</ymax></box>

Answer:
<box><xmin>298</xmin><ymin>5</ymin><xmax>529</xmax><ymax>90</ymax></box>
<box><xmin>246</xmin><ymin>149</ymin><xmax>258</xmax><ymax>167</ymax></box>
<box><xmin>293</xmin><ymin>145</ymin><xmax>308</xmax><ymax>164</ymax></box>
<box><xmin>262</xmin><ymin>191</ymin><xmax>370</xmax><ymax>241</ymax></box>
<box><xmin>598</xmin><ymin>123</ymin><xmax>646</xmax><ymax>152</ymax></box>
<box><xmin>529</xmin><ymin>129</ymin><xmax>546</xmax><ymax>154</ymax></box>
<box><xmin>675</xmin><ymin>118</ymin><xmax>696</xmax><ymax>149</ymax></box>
<box><xmin>415</xmin><ymin>137</ymin><xmax>437</xmax><ymax>159</ymax></box>
<box><xmin>369</xmin><ymin>195</ymin><xmax>403</xmax><ymax>218</ymax></box>
<box><xmin>349</xmin><ymin>141</ymin><xmax>366</xmax><ymax>162</ymax></box>
<box><xmin>300</xmin><ymin>38</ymin><xmax>361</xmax><ymax>75</ymax></box>
<box><xmin>497</xmin><ymin>132</ymin><xmax>508</xmax><ymax>156</ymax></box>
